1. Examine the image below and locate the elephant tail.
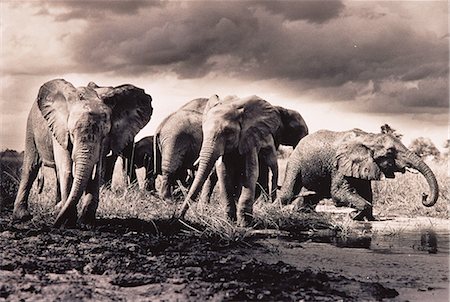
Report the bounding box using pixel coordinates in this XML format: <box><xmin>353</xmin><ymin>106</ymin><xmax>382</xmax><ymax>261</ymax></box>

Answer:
<box><xmin>154</xmin><ymin>132</ymin><xmax>162</xmax><ymax>177</ymax></box>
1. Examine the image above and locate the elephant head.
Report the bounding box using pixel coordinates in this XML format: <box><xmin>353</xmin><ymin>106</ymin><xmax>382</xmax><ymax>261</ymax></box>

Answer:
<box><xmin>180</xmin><ymin>95</ymin><xmax>281</xmax><ymax>219</ymax></box>
<box><xmin>335</xmin><ymin>130</ymin><xmax>438</xmax><ymax>207</ymax></box>
<box><xmin>39</xmin><ymin>79</ymin><xmax>152</xmax><ymax>227</ymax></box>
<box><xmin>87</xmin><ymin>82</ymin><xmax>153</xmax><ymax>155</ymax></box>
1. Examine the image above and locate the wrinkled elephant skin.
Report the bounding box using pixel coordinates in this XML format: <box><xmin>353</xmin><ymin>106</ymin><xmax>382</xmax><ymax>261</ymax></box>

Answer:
<box><xmin>13</xmin><ymin>79</ymin><xmax>152</xmax><ymax>228</ymax></box>
<box><xmin>276</xmin><ymin>129</ymin><xmax>439</xmax><ymax>220</ymax></box>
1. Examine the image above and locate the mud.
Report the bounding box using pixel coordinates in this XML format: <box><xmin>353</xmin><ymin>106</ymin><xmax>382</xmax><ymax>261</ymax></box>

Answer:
<box><xmin>0</xmin><ymin>211</ymin><xmax>409</xmax><ymax>301</ymax></box>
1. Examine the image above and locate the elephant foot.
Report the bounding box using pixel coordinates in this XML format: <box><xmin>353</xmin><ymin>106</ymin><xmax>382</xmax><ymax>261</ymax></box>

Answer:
<box><xmin>364</xmin><ymin>212</ymin><xmax>377</xmax><ymax>221</ymax></box>
<box><xmin>78</xmin><ymin>213</ymin><xmax>96</xmax><ymax>228</ymax></box>
<box><xmin>275</xmin><ymin>195</ymin><xmax>292</xmax><ymax>206</ymax></box>
<box><xmin>237</xmin><ymin>213</ymin><xmax>253</xmax><ymax>228</ymax></box>
<box><xmin>350</xmin><ymin>208</ymin><xmax>375</xmax><ymax>221</ymax></box>
<box><xmin>54</xmin><ymin>215</ymin><xmax>78</xmax><ymax>229</ymax></box>
<box><xmin>54</xmin><ymin>206</ymin><xmax>78</xmax><ymax>229</ymax></box>
<box><xmin>144</xmin><ymin>180</ymin><xmax>156</xmax><ymax>192</ymax></box>
<box><xmin>12</xmin><ymin>207</ymin><xmax>33</xmax><ymax>223</ymax></box>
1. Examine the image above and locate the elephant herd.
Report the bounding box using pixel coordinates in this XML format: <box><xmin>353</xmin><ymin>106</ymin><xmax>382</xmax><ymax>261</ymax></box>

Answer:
<box><xmin>12</xmin><ymin>79</ymin><xmax>439</xmax><ymax>228</ymax></box>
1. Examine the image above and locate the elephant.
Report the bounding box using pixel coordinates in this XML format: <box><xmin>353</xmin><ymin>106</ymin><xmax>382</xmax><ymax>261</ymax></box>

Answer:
<box><xmin>255</xmin><ymin>106</ymin><xmax>308</xmax><ymax>201</ymax></box>
<box><xmin>179</xmin><ymin>95</ymin><xmax>283</xmax><ymax>226</ymax></box>
<box><xmin>275</xmin><ymin>129</ymin><xmax>439</xmax><ymax>221</ymax></box>
<box><xmin>154</xmin><ymin>98</ymin><xmax>208</xmax><ymax>200</ymax></box>
<box><xmin>104</xmin><ymin>136</ymin><xmax>155</xmax><ymax>191</ymax></box>
<box><xmin>201</xmin><ymin>105</ymin><xmax>308</xmax><ymax>203</ymax></box>
<box><xmin>12</xmin><ymin>79</ymin><xmax>152</xmax><ymax>227</ymax></box>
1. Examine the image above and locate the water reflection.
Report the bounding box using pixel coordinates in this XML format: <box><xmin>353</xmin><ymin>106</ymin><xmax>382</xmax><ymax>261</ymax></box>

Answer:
<box><xmin>306</xmin><ymin>227</ymin><xmax>446</xmax><ymax>255</ymax></box>
<box><xmin>312</xmin><ymin>234</ymin><xmax>372</xmax><ymax>249</ymax></box>
<box><xmin>420</xmin><ymin>229</ymin><xmax>438</xmax><ymax>254</ymax></box>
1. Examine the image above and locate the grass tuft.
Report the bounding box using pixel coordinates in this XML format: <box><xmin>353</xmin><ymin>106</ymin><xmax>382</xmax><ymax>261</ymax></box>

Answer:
<box><xmin>4</xmin><ymin>157</ymin><xmax>448</xmax><ymax>244</ymax></box>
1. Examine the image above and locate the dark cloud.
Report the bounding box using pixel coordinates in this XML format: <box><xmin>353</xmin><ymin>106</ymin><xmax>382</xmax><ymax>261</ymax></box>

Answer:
<box><xmin>256</xmin><ymin>0</ymin><xmax>344</xmax><ymax>23</ymax></box>
<box><xmin>68</xmin><ymin>2</ymin><xmax>261</xmax><ymax>77</ymax></box>
<box><xmin>23</xmin><ymin>1</ymin><xmax>450</xmax><ymax>114</ymax></box>
<box><xmin>36</xmin><ymin>0</ymin><xmax>158</xmax><ymax>20</ymax></box>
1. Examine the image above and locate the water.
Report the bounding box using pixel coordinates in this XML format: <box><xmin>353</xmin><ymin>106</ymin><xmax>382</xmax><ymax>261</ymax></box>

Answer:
<box><xmin>256</xmin><ymin>217</ymin><xmax>449</xmax><ymax>302</ymax></box>
<box><xmin>310</xmin><ymin>217</ymin><xmax>449</xmax><ymax>255</ymax></box>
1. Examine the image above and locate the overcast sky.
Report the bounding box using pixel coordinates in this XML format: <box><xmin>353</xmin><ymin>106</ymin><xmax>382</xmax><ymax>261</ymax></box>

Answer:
<box><xmin>1</xmin><ymin>0</ymin><xmax>448</xmax><ymax>152</ymax></box>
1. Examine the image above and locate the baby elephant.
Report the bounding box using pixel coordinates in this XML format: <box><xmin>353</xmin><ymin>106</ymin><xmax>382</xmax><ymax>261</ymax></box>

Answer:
<box><xmin>276</xmin><ymin>129</ymin><xmax>439</xmax><ymax>220</ymax></box>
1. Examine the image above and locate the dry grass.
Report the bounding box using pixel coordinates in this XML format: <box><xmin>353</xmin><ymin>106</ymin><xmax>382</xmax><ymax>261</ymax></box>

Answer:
<box><xmin>7</xmin><ymin>156</ymin><xmax>449</xmax><ymax>242</ymax></box>
<box><xmin>373</xmin><ymin>159</ymin><xmax>448</xmax><ymax>219</ymax></box>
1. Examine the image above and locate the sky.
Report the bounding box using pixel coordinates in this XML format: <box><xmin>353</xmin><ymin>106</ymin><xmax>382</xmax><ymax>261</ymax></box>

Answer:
<box><xmin>1</xmin><ymin>0</ymin><xmax>448</xmax><ymax>152</ymax></box>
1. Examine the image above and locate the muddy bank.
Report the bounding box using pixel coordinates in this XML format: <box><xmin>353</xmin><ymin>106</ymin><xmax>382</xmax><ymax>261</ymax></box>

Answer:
<box><xmin>0</xmin><ymin>213</ymin><xmax>402</xmax><ymax>301</ymax></box>
<box><xmin>255</xmin><ymin>216</ymin><xmax>449</xmax><ymax>302</ymax></box>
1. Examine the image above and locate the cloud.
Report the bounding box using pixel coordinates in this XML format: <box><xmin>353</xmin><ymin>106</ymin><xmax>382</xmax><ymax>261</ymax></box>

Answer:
<box><xmin>255</xmin><ymin>0</ymin><xmax>345</xmax><ymax>23</ymax></box>
<box><xmin>2</xmin><ymin>1</ymin><xmax>448</xmax><ymax>116</ymax></box>
<box><xmin>35</xmin><ymin>0</ymin><xmax>158</xmax><ymax>21</ymax></box>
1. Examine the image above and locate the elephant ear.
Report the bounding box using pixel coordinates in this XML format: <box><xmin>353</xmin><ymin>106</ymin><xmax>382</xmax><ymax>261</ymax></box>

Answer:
<box><xmin>275</xmin><ymin>106</ymin><xmax>308</xmax><ymax>147</ymax></box>
<box><xmin>237</xmin><ymin>96</ymin><xmax>281</xmax><ymax>154</ymax></box>
<box><xmin>37</xmin><ymin>79</ymin><xmax>77</xmax><ymax>149</ymax></box>
<box><xmin>203</xmin><ymin>95</ymin><xmax>221</xmax><ymax>123</ymax></box>
<box><xmin>335</xmin><ymin>141</ymin><xmax>382</xmax><ymax>180</ymax></box>
<box><xmin>204</xmin><ymin>94</ymin><xmax>220</xmax><ymax>113</ymax></box>
<box><xmin>100</xmin><ymin>84</ymin><xmax>153</xmax><ymax>154</ymax></box>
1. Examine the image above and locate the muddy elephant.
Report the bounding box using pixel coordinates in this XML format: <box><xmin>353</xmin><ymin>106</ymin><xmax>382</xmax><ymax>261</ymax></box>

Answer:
<box><xmin>154</xmin><ymin>98</ymin><xmax>208</xmax><ymax>200</ymax></box>
<box><xmin>104</xmin><ymin>136</ymin><xmax>155</xmax><ymax>191</ymax></box>
<box><xmin>275</xmin><ymin>129</ymin><xmax>439</xmax><ymax>221</ymax></box>
<box><xmin>13</xmin><ymin>79</ymin><xmax>152</xmax><ymax>227</ymax></box>
<box><xmin>179</xmin><ymin>95</ymin><xmax>282</xmax><ymax>226</ymax></box>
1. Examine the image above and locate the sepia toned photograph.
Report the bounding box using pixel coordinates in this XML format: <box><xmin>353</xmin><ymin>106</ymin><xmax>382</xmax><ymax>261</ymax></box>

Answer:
<box><xmin>0</xmin><ymin>1</ymin><xmax>448</xmax><ymax>301</ymax></box>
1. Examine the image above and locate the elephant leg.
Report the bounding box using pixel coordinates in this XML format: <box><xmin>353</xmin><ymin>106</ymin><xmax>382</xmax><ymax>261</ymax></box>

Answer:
<box><xmin>128</xmin><ymin>165</ymin><xmax>138</xmax><ymax>186</ymax></box>
<box><xmin>144</xmin><ymin>168</ymin><xmax>156</xmax><ymax>191</ymax></box>
<box><xmin>237</xmin><ymin>149</ymin><xmax>258</xmax><ymax>227</ymax></box>
<box><xmin>353</xmin><ymin>180</ymin><xmax>376</xmax><ymax>221</ymax></box>
<box><xmin>119</xmin><ymin>142</ymin><xmax>133</xmax><ymax>186</ymax></box>
<box><xmin>331</xmin><ymin>176</ymin><xmax>372</xmax><ymax>221</ymax></box>
<box><xmin>218</xmin><ymin>156</ymin><xmax>240</xmax><ymax>222</ymax></box>
<box><xmin>159</xmin><ymin>173</ymin><xmax>173</xmax><ymax>200</ymax></box>
<box><xmin>12</xmin><ymin>140</ymin><xmax>40</xmax><ymax>222</ymax></box>
<box><xmin>266</xmin><ymin>149</ymin><xmax>278</xmax><ymax>202</ymax></box>
<box><xmin>79</xmin><ymin>165</ymin><xmax>100</xmax><ymax>226</ymax></box>
<box><xmin>300</xmin><ymin>193</ymin><xmax>321</xmax><ymax>210</ymax></box>
<box><xmin>256</xmin><ymin>162</ymin><xmax>269</xmax><ymax>201</ymax></box>
<box><xmin>103</xmin><ymin>154</ymin><xmax>117</xmax><ymax>187</ymax></box>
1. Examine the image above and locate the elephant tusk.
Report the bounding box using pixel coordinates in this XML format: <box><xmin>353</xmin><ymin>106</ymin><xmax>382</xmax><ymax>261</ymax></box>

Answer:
<box><xmin>193</xmin><ymin>158</ymin><xmax>200</xmax><ymax>168</ymax></box>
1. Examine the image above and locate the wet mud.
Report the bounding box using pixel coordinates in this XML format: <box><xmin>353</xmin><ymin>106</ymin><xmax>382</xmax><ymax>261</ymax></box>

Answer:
<box><xmin>0</xmin><ymin>211</ymin><xmax>407</xmax><ymax>301</ymax></box>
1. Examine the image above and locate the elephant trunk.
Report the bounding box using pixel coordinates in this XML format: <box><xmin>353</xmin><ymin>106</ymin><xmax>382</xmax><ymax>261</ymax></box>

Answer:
<box><xmin>54</xmin><ymin>151</ymin><xmax>95</xmax><ymax>227</ymax></box>
<box><xmin>276</xmin><ymin>153</ymin><xmax>302</xmax><ymax>205</ymax></box>
<box><xmin>179</xmin><ymin>141</ymin><xmax>220</xmax><ymax>218</ymax></box>
<box><xmin>404</xmin><ymin>150</ymin><xmax>439</xmax><ymax>207</ymax></box>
